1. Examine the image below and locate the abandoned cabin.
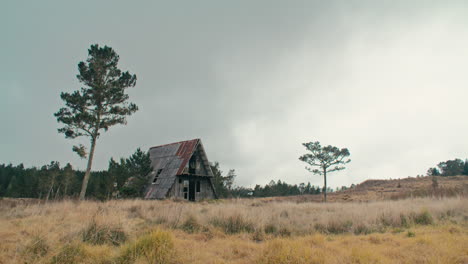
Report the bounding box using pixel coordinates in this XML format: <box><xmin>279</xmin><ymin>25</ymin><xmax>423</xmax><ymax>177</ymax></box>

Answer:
<box><xmin>144</xmin><ymin>139</ymin><xmax>217</xmax><ymax>201</ymax></box>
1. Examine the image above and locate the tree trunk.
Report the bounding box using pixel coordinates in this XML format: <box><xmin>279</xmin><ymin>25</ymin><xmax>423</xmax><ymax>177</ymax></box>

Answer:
<box><xmin>55</xmin><ymin>186</ymin><xmax>60</xmax><ymax>200</ymax></box>
<box><xmin>79</xmin><ymin>138</ymin><xmax>97</xmax><ymax>200</ymax></box>
<box><xmin>323</xmin><ymin>168</ymin><xmax>327</xmax><ymax>202</ymax></box>
<box><xmin>63</xmin><ymin>183</ymin><xmax>68</xmax><ymax>199</ymax></box>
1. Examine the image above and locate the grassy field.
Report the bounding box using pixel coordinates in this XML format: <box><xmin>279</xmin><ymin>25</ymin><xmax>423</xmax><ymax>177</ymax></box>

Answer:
<box><xmin>0</xmin><ymin>196</ymin><xmax>467</xmax><ymax>264</ymax></box>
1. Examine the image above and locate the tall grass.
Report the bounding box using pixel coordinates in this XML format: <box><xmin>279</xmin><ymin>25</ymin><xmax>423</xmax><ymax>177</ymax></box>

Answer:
<box><xmin>0</xmin><ymin>197</ymin><xmax>466</xmax><ymax>263</ymax></box>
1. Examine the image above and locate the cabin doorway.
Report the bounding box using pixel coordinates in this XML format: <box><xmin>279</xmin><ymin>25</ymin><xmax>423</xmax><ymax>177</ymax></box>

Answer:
<box><xmin>188</xmin><ymin>180</ymin><xmax>196</xmax><ymax>201</ymax></box>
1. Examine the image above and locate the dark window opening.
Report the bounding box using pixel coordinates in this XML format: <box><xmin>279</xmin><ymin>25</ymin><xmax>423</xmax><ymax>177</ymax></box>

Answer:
<box><xmin>152</xmin><ymin>169</ymin><xmax>163</xmax><ymax>184</ymax></box>
<box><xmin>196</xmin><ymin>181</ymin><xmax>200</xmax><ymax>192</ymax></box>
<box><xmin>183</xmin><ymin>180</ymin><xmax>189</xmax><ymax>200</ymax></box>
<box><xmin>189</xmin><ymin>155</ymin><xmax>197</xmax><ymax>174</ymax></box>
<box><xmin>179</xmin><ymin>179</ymin><xmax>182</xmax><ymax>183</ymax></box>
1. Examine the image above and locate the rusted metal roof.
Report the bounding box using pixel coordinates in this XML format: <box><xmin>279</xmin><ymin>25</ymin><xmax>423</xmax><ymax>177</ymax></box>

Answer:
<box><xmin>144</xmin><ymin>138</ymin><xmax>215</xmax><ymax>199</ymax></box>
<box><xmin>149</xmin><ymin>138</ymin><xmax>200</xmax><ymax>175</ymax></box>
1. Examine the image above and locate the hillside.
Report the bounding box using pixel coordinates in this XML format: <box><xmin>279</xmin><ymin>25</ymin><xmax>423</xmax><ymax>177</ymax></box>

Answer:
<box><xmin>261</xmin><ymin>176</ymin><xmax>468</xmax><ymax>203</ymax></box>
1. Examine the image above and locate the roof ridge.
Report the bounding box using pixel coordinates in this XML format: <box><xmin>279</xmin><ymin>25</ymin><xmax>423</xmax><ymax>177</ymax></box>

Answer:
<box><xmin>149</xmin><ymin>138</ymin><xmax>200</xmax><ymax>149</ymax></box>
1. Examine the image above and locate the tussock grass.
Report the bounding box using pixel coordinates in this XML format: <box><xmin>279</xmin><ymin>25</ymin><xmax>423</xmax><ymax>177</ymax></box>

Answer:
<box><xmin>21</xmin><ymin>235</ymin><xmax>49</xmax><ymax>261</ymax></box>
<box><xmin>81</xmin><ymin>219</ymin><xmax>127</xmax><ymax>246</ymax></box>
<box><xmin>0</xmin><ymin>197</ymin><xmax>466</xmax><ymax>263</ymax></box>
<box><xmin>210</xmin><ymin>213</ymin><xmax>255</xmax><ymax>234</ymax></box>
<box><xmin>117</xmin><ymin>230</ymin><xmax>174</xmax><ymax>264</ymax></box>
<box><xmin>180</xmin><ymin>215</ymin><xmax>202</xmax><ymax>233</ymax></box>
<box><xmin>50</xmin><ymin>243</ymin><xmax>86</xmax><ymax>264</ymax></box>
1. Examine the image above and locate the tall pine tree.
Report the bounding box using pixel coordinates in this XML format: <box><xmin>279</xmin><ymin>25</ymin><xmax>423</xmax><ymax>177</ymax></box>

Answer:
<box><xmin>54</xmin><ymin>44</ymin><xmax>138</xmax><ymax>200</ymax></box>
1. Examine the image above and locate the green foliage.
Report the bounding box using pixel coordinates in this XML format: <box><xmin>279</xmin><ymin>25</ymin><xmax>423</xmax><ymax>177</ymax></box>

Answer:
<box><xmin>264</xmin><ymin>223</ymin><xmax>278</xmax><ymax>234</ymax></box>
<box><xmin>252</xmin><ymin>180</ymin><xmax>321</xmax><ymax>197</ymax></box>
<box><xmin>437</xmin><ymin>159</ymin><xmax>465</xmax><ymax>176</ymax></box>
<box><xmin>299</xmin><ymin>141</ymin><xmax>351</xmax><ymax>202</ymax></box>
<box><xmin>54</xmin><ymin>44</ymin><xmax>138</xmax><ymax>200</ymax></box>
<box><xmin>426</xmin><ymin>158</ymin><xmax>468</xmax><ymax>177</ymax></box>
<box><xmin>299</xmin><ymin>141</ymin><xmax>351</xmax><ymax>175</ymax></box>
<box><xmin>108</xmin><ymin>148</ymin><xmax>152</xmax><ymax>198</ymax></box>
<box><xmin>413</xmin><ymin>210</ymin><xmax>434</xmax><ymax>225</ymax></box>
<box><xmin>72</xmin><ymin>144</ymin><xmax>87</xmax><ymax>159</ymax></box>
<box><xmin>54</xmin><ymin>44</ymin><xmax>138</xmax><ymax>141</ymax></box>
<box><xmin>210</xmin><ymin>162</ymin><xmax>236</xmax><ymax>198</ymax></box>
<box><xmin>464</xmin><ymin>159</ymin><xmax>468</xmax><ymax>176</ymax></box>
<box><xmin>0</xmin><ymin>147</ymin><xmax>150</xmax><ymax>200</ymax></box>
<box><xmin>426</xmin><ymin>167</ymin><xmax>440</xmax><ymax>176</ymax></box>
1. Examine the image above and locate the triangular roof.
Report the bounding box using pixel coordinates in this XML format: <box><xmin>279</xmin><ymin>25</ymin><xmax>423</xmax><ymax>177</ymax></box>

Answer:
<box><xmin>144</xmin><ymin>139</ymin><xmax>214</xmax><ymax>199</ymax></box>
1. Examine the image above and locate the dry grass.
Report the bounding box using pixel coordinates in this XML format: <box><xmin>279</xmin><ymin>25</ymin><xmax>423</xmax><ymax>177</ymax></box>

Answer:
<box><xmin>266</xmin><ymin>175</ymin><xmax>468</xmax><ymax>203</ymax></box>
<box><xmin>0</xmin><ymin>197</ymin><xmax>467</xmax><ymax>263</ymax></box>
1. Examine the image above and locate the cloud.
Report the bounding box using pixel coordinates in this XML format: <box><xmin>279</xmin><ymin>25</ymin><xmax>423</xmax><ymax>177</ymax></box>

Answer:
<box><xmin>1</xmin><ymin>1</ymin><xmax>467</xmax><ymax>189</ymax></box>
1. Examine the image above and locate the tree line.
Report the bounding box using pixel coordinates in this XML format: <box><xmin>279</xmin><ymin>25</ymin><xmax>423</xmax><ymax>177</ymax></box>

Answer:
<box><xmin>0</xmin><ymin>149</ymin><xmax>151</xmax><ymax>200</ymax></box>
<box><xmin>0</xmin><ymin>147</ymin><xmax>339</xmax><ymax>200</ymax></box>
<box><xmin>426</xmin><ymin>158</ymin><xmax>468</xmax><ymax>177</ymax></box>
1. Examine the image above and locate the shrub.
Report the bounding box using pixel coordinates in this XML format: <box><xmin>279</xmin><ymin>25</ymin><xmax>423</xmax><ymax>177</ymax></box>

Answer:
<box><xmin>278</xmin><ymin>226</ymin><xmax>292</xmax><ymax>237</ymax></box>
<box><xmin>413</xmin><ymin>210</ymin><xmax>434</xmax><ymax>225</ymax></box>
<box><xmin>264</xmin><ymin>223</ymin><xmax>278</xmax><ymax>234</ymax></box>
<box><xmin>326</xmin><ymin>220</ymin><xmax>353</xmax><ymax>234</ymax></box>
<box><xmin>81</xmin><ymin>220</ymin><xmax>127</xmax><ymax>246</ymax></box>
<box><xmin>117</xmin><ymin>230</ymin><xmax>174</xmax><ymax>264</ymax></box>
<box><xmin>252</xmin><ymin>228</ymin><xmax>265</xmax><ymax>242</ymax></box>
<box><xmin>210</xmin><ymin>214</ymin><xmax>254</xmax><ymax>234</ymax></box>
<box><xmin>400</xmin><ymin>214</ymin><xmax>410</xmax><ymax>228</ymax></box>
<box><xmin>353</xmin><ymin>223</ymin><xmax>372</xmax><ymax>235</ymax></box>
<box><xmin>313</xmin><ymin>223</ymin><xmax>327</xmax><ymax>233</ymax></box>
<box><xmin>407</xmin><ymin>231</ymin><xmax>416</xmax><ymax>237</ymax></box>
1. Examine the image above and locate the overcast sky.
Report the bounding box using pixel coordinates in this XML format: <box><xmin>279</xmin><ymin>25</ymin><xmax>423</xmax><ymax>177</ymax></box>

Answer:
<box><xmin>1</xmin><ymin>1</ymin><xmax>468</xmax><ymax>188</ymax></box>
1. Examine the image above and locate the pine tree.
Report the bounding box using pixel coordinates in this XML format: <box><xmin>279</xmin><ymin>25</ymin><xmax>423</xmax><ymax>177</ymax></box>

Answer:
<box><xmin>54</xmin><ymin>44</ymin><xmax>138</xmax><ymax>200</ymax></box>
<box><xmin>299</xmin><ymin>141</ymin><xmax>350</xmax><ymax>202</ymax></box>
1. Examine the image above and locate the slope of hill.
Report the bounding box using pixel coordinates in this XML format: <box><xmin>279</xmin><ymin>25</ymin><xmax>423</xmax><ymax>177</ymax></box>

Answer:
<box><xmin>261</xmin><ymin>176</ymin><xmax>468</xmax><ymax>203</ymax></box>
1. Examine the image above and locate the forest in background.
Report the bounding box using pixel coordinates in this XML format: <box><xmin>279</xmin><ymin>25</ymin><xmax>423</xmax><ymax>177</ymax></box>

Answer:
<box><xmin>1</xmin><ymin>149</ymin><xmax>467</xmax><ymax>200</ymax></box>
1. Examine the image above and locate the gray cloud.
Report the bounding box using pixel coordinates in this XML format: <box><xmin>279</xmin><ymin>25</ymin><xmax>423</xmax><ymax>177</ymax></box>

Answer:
<box><xmin>1</xmin><ymin>1</ymin><xmax>468</xmax><ymax>188</ymax></box>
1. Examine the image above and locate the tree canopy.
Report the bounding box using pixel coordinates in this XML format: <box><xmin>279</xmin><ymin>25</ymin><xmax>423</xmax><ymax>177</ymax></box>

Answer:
<box><xmin>299</xmin><ymin>141</ymin><xmax>350</xmax><ymax>202</ymax></box>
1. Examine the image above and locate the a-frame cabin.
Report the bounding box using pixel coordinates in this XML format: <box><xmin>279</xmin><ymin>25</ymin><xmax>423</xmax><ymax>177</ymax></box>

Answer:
<box><xmin>144</xmin><ymin>139</ymin><xmax>217</xmax><ymax>201</ymax></box>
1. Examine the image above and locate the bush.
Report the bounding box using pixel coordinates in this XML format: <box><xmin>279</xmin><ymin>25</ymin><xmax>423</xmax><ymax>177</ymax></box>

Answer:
<box><xmin>264</xmin><ymin>223</ymin><xmax>278</xmax><ymax>234</ymax></box>
<box><xmin>252</xmin><ymin>228</ymin><xmax>265</xmax><ymax>242</ymax></box>
<box><xmin>278</xmin><ymin>226</ymin><xmax>292</xmax><ymax>237</ymax></box>
<box><xmin>117</xmin><ymin>230</ymin><xmax>174</xmax><ymax>264</ymax></box>
<box><xmin>81</xmin><ymin>220</ymin><xmax>127</xmax><ymax>246</ymax></box>
<box><xmin>400</xmin><ymin>214</ymin><xmax>410</xmax><ymax>228</ymax></box>
<box><xmin>353</xmin><ymin>223</ymin><xmax>372</xmax><ymax>235</ymax></box>
<box><xmin>210</xmin><ymin>214</ymin><xmax>254</xmax><ymax>234</ymax></box>
<box><xmin>326</xmin><ymin>220</ymin><xmax>353</xmax><ymax>234</ymax></box>
<box><xmin>413</xmin><ymin>210</ymin><xmax>434</xmax><ymax>225</ymax></box>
